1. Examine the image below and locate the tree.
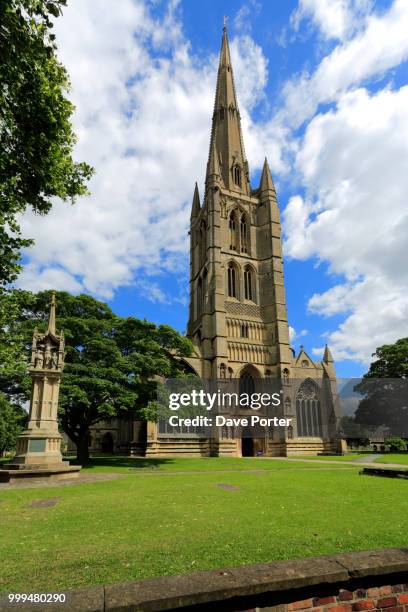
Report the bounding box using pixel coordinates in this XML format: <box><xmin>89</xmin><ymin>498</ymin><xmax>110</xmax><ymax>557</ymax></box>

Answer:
<box><xmin>3</xmin><ymin>291</ymin><xmax>193</xmax><ymax>463</ymax></box>
<box><xmin>0</xmin><ymin>0</ymin><xmax>93</xmax><ymax>285</ymax></box>
<box><xmin>354</xmin><ymin>338</ymin><xmax>408</xmax><ymax>437</ymax></box>
<box><xmin>361</xmin><ymin>338</ymin><xmax>408</xmax><ymax>379</ymax></box>
<box><xmin>0</xmin><ymin>289</ymin><xmax>28</xmax><ymax>386</ymax></box>
<box><xmin>0</xmin><ymin>393</ymin><xmax>26</xmax><ymax>455</ymax></box>
<box><xmin>339</xmin><ymin>415</ymin><xmax>373</xmax><ymax>439</ymax></box>
<box><xmin>385</xmin><ymin>437</ymin><xmax>406</xmax><ymax>452</ymax></box>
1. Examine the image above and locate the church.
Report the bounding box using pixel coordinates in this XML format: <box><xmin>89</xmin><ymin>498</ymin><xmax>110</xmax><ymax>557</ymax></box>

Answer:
<box><xmin>80</xmin><ymin>25</ymin><xmax>341</xmax><ymax>458</ymax></box>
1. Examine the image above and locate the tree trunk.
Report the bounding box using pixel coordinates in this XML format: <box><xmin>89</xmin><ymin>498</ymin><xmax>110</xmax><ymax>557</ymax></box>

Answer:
<box><xmin>76</xmin><ymin>432</ymin><xmax>90</xmax><ymax>464</ymax></box>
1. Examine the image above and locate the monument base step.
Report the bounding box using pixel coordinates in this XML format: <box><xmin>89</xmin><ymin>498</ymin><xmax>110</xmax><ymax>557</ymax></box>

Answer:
<box><xmin>0</xmin><ymin>465</ymin><xmax>81</xmax><ymax>483</ymax></box>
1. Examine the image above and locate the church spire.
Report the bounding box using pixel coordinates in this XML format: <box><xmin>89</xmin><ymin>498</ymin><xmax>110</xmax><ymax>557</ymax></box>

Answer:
<box><xmin>190</xmin><ymin>182</ymin><xmax>201</xmax><ymax>220</ymax></box>
<box><xmin>206</xmin><ymin>23</ymin><xmax>250</xmax><ymax>194</ymax></box>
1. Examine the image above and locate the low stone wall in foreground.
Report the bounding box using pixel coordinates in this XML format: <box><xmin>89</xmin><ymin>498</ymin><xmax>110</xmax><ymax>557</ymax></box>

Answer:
<box><xmin>1</xmin><ymin>548</ymin><xmax>408</xmax><ymax>612</ymax></box>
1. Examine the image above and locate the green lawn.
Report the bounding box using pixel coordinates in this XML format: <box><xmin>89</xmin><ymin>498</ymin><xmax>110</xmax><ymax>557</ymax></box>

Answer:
<box><xmin>65</xmin><ymin>455</ymin><xmax>362</xmax><ymax>473</ymax></box>
<box><xmin>374</xmin><ymin>454</ymin><xmax>408</xmax><ymax>465</ymax></box>
<box><xmin>1</xmin><ymin>458</ymin><xmax>408</xmax><ymax>593</ymax></box>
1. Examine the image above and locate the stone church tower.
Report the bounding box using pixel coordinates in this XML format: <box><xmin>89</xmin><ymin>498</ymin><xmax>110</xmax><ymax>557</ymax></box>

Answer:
<box><xmin>183</xmin><ymin>25</ymin><xmax>340</xmax><ymax>455</ymax></box>
<box><xmin>80</xmin><ymin>25</ymin><xmax>341</xmax><ymax>458</ymax></box>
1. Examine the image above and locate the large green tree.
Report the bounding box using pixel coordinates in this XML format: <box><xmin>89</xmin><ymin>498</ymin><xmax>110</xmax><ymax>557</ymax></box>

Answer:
<box><xmin>0</xmin><ymin>289</ymin><xmax>28</xmax><ymax>388</ymax></box>
<box><xmin>0</xmin><ymin>393</ymin><xmax>26</xmax><ymax>455</ymax></box>
<box><xmin>3</xmin><ymin>291</ymin><xmax>193</xmax><ymax>462</ymax></box>
<box><xmin>354</xmin><ymin>338</ymin><xmax>408</xmax><ymax>436</ymax></box>
<box><xmin>0</xmin><ymin>0</ymin><xmax>93</xmax><ymax>285</ymax></box>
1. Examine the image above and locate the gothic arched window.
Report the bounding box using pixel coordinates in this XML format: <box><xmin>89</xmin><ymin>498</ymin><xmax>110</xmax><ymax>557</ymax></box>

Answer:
<box><xmin>296</xmin><ymin>380</ymin><xmax>322</xmax><ymax>438</ymax></box>
<box><xmin>240</xmin><ymin>372</ymin><xmax>255</xmax><ymax>396</ymax></box>
<box><xmin>229</xmin><ymin>212</ymin><xmax>237</xmax><ymax>251</ymax></box>
<box><xmin>227</xmin><ymin>262</ymin><xmax>238</xmax><ymax>298</ymax></box>
<box><xmin>197</xmin><ymin>277</ymin><xmax>203</xmax><ymax>317</ymax></box>
<box><xmin>240</xmin><ymin>214</ymin><xmax>248</xmax><ymax>253</ymax></box>
<box><xmin>202</xmin><ymin>268</ymin><xmax>207</xmax><ymax>312</ymax></box>
<box><xmin>219</xmin><ymin>107</ymin><xmax>225</xmax><ymax>120</ymax></box>
<box><xmin>233</xmin><ymin>165</ymin><xmax>242</xmax><ymax>187</ymax></box>
<box><xmin>244</xmin><ymin>266</ymin><xmax>255</xmax><ymax>302</ymax></box>
<box><xmin>241</xmin><ymin>323</ymin><xmax>248</xmax><ymax>338</ymax></box>
<box><xmin>200</xmin><ymin>221</ymin><xmax>206</xmax><ymax>264</ymax></box>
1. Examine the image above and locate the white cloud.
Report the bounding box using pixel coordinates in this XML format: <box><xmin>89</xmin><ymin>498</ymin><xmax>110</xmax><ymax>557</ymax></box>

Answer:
<box><xmin>233</xmin><ymin>0</ymin><xmax>262</xmax><ymax>34</ymax></box>
<box><xmin>284</xmin><ymin>85</ymin><xmax>408</xmax><ymax>363</ymax></box>
<box><xmin>135</xmin><ymin>280</ymin><xmax>169</xmax><ymax>305</ymax></box>
<box><xmin>289</xmin><ymin>326</ymin><xmax>308</xmax><ymax>343</ymax></box>
<box><xmin>18</xmin><ymin>0</ymin><xmax>269</xmax><ymax>299</ymax></box>
<box><xmin>282</xmin><ymin>0</ymin><xmax>408</xmax><ymax>129</ymax></box>
<box><xmin>16</xmin><ymin>0</ymin><xmax>408</xmax><ymax>370</ymax></box>
<box><xmin>291</xmin><ymin>0</ymin><xmax>372</xmax><ymax>41</ymax></box>
<box><xmin>309</xmin><ymin>276</ymin><xmax>408</xmax><ymax>363</ymax></box>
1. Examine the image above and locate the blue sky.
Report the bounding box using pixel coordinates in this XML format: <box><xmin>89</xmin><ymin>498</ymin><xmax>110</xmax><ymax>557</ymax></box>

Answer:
<box><xmin>18</xmin><ymin>0</ymin><xmax>408</xmax><ymax>377</ymax></box>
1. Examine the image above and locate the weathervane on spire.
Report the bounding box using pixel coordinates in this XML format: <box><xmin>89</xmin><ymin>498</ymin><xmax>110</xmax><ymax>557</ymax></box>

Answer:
<box><xmin>223</xmin><ymin>15</ymin><xmax>228</xmax><ymax>31</ymax></box>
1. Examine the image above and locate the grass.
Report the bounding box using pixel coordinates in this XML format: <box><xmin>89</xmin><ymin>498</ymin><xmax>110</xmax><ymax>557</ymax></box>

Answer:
<box><xmin>63</xmin><ymin>455</ymin><xmax>360</xmax><ymax>473</ymax></box>
<box><xmin>374</xmin><ymin>454</ymin><xmax>408</xmax><ymax>465</ymax></box>
<box><xmin>1</xmin><ymin>457</ymin><xmax>407</xmax><ymax>593</ymax></box>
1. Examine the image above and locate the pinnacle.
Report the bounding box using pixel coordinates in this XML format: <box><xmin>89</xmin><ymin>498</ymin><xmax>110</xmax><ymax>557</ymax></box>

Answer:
<box><xmin>323</xmin><ymin>344</ymin><xmax>334</xmax><ymax>363</ymax></box>
<box><xmin>208</xmin><ymin>140</ymin><xmax>221</xmax><ymax>177</ymax></box>
<box><xmin>46</xmin><ymin>291</ymin><xmax>56</xmax><ymax>336</ymax></box>
<box><xmin>190</xmin><ymin>182</ymin><xmax>201</xmax><ymax>219</ymax></box>
<box><xmin>259</xmin><ymin>157</ymin><xmax>276</xmax><ymax>193</ymax></box>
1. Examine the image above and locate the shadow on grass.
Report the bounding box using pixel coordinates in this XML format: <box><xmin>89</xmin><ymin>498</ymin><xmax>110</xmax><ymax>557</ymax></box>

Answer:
<box><xmin>67</xmin><ymin>454</ymin><xmax>177</xmax><ymax>470</ymax></box>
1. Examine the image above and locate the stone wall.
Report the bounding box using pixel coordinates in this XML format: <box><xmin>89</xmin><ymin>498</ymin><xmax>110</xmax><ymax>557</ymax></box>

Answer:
<box><xmin>3</xmin><ymin>548</ymin><xmax>408</xmax><ymax>612</ymax></box>
<box><xmin>276</xmin><ymin>582</ymin><xmax>408</xmax><ymax>611</ymax></box>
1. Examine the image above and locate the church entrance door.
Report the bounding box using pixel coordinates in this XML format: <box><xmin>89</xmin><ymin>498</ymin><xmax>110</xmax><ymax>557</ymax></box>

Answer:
<box><xmin>241</xmin><ymin>437</ymin><xmax>254</xmax><ymax>457</ymax></box>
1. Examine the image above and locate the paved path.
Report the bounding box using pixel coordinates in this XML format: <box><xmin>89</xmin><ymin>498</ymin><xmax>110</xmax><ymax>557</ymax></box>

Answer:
<box><xmin>0</xmin><ymin>472</ymin><xmax>123</xmax><ymax>490</ymax></box>
<box><xmin>258</xmin><ymin>456</ymin><xmax>408</xmax><ymax>469</ymax></box>
<box><xmin>353</xmin><ymin>454</ymin><xmax>381</xmax><ymax>463</ymax></box>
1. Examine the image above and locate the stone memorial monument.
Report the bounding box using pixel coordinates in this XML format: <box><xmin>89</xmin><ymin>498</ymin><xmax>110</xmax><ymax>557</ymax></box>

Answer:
<box><xmin>0</xmin><ymin>292</ymin><xmax>81</xmax><ymax>482</ymax></box>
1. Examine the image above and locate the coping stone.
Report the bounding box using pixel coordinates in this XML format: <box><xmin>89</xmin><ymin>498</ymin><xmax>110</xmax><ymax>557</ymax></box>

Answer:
<box><xmin>334</xmin><ymin>547</ymin><xmax>408</xmax><ymax>578</ymax></box>
<box><xmin>104</xmin><ymin>557</ymin><xmax>348</xmax><ymax>611</ymax></box>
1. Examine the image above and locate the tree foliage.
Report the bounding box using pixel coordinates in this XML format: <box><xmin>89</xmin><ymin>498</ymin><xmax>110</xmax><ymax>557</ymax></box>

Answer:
<box><xmin>0</xmin><ymin>289</ymin><xmax>28</xmax><ymax>387</ymax></box>
<box><xmin>340</xmin><ymin>415</ymin><xmax>373</xmax><ymax>439</ymax></box>
<box><xmin>385</xmin><ymin>437</ymin><xmax>406</xmax><ymax>452</ymax></box>
<box><xmin>0</xmin><ymin>393</ymin><xmax>27</xmax><ymax>454</ymax></box>
<box><xmin>360</xmin><ymin>338</ymin><xmax>408</xmax><ymax>379</ymax></box>
<box><xmin>0</xmin><ymin>0</ymin><xmax>93</xmax><ymax>284</ymax></box>
<box><xmin>1</xmin><ymin>291</ymin><xmax>193</xmax><ymax>462</ymax></box>
<box><xmin>354</xmin><ymin>338</ymin><xmax>408</xmax><ymax>437</ymax></box>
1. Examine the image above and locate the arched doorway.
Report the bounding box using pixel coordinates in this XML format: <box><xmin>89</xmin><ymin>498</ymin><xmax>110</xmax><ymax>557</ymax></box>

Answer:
<box><xmin>242</xmin><ymin>436</ymin><xmax>254</xmax><ymax>457</ymax></box>
<box><xmin>239</xmin><ymin>365</ymin><xmax>264</xmax><ymax>456</ymax></box>
<box><xmin>101</xmin><ymin>432</ymin><xmax>114</xmax><ymax>453</ymax></box>
<box><xmin>241</xmin><ymin>425</ymin><xmax>265</xmax><ymax>457</ymax></box>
